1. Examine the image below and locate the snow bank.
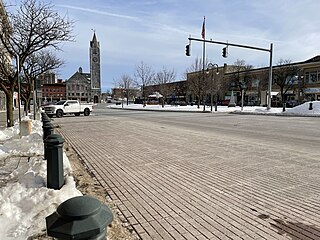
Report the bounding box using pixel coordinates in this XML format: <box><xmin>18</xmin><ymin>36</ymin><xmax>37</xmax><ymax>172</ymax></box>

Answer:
<box><xmin>284</xmin><ymin>101</ymin><xmax>320</xmax><ymax>115</ymax></box>
<box><xmin>0</xmin><ymin>117</ymin><xmax>82</xmax><ymax>239</ymax></box>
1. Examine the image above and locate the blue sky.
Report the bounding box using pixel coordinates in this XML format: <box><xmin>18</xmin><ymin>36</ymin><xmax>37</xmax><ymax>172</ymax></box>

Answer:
<box><xmin>50</xmin><ymin>0</ymin><xmax>320</xmax><ymax>92</ymax></box>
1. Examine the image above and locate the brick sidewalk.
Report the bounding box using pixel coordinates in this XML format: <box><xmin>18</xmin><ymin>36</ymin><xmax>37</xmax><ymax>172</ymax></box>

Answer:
<box><xmin>57</xmin><ymin>116</ymin><xmax>320</xmax><ymax>240</ymax></box>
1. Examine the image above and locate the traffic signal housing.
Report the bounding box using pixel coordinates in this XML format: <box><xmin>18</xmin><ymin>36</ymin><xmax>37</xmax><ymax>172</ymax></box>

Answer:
<box><xmin>185</xmin><ymin>44</ymin><xmax>191</xmax><ymax>56</ymax></box>
<box><xmin>222</xmin><ymin>47</ymin><xmax>228</xmax><ymax>58</ymax></box>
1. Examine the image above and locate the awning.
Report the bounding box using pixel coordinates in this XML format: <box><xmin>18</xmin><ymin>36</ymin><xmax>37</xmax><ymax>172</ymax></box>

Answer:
<box><xmin>266</xmin><ymin>91</ymin><xmax>279</xmax><ymax>96</ymax></box>
<box><xmin>304</xmin><ymin>88</ymin><xmax>320</xmax><ymax>93</ymax></box>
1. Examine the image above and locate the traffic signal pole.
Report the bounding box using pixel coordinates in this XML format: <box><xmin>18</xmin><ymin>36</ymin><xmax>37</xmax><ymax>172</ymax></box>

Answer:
<box><xmin>188</xmin><ymin>37</ymin><xmax>273</xmax><ymax>109</ymax></box>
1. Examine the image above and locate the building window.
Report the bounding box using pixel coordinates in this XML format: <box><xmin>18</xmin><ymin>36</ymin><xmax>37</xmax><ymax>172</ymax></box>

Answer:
<box><xmin>306</xmin><ymin>71</ymin><xmax>320</xmax><ymax>83</ymax></box>
<box><xmin>251</xmin><ymin>79</ymin><xmax>259</xmax><ymax>88</ymax></box>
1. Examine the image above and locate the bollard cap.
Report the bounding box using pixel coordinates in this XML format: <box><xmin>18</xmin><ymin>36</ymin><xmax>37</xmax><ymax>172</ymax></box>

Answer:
<box><xmin>46</xmin><ymin>196</ymin><xmax>113</xmax><ymax>239</ymax></box>
<box><xmin>57</xmin><ymin>195</ymin><xmax>101</xmax><ymax>219</ymax></box>
<box><xmin>44</xmin><ymin>133</ymin><xmax>64</xmax><ymax>145</ymax></box>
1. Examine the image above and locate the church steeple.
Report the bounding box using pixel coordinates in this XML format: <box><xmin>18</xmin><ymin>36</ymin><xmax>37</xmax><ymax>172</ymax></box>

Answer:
<box><xmin>90</xmin><ymin>32</ymin><xmax>99</xmax><ymax>48</ymax></box>
<box><xmin>89</xmin><ymin>31</ymin><xmax>101</xmax><ymax>103</ymax></box>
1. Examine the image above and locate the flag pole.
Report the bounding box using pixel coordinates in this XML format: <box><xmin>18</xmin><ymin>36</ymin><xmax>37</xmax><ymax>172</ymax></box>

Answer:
<box><xmin>202</xmin><ymin>16</ymin><xmax>206</xmax><ymax>111</ymax></box>
<box><xmin>202</xmin><ymin>16</ymin><xmax>206</xmax><ymax>69</ymax></box>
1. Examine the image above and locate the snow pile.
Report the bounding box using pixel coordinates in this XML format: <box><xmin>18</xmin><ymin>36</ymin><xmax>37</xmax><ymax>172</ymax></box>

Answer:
<box><xmin>108</xmin><ymin>102</ymin><xmax>320</xmax><ymax>116</ymax></box>
<box><xmin>108</xmin><ymin>103</ymin><xmax>285</xmax><ymax>113</ymax></box>
<box><xmin>0</xmin><ymin>116</ymin><xmax>81</xmax><ymax>240</ymax></box>
<box><xmin>284</xmin><ymin>101</ymin><xmax>320</xmax><ymax>115</ymax></box>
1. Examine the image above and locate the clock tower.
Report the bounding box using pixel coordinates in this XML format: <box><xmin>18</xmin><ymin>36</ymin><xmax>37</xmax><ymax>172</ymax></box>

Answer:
<box><xmin>89</xmin><ymin>32</ymin><xmax>101</xmax><ymax>103</ymax></box>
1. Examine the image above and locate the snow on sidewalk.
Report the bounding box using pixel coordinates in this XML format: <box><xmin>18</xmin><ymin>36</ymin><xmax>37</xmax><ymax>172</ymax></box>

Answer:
<box><xmin>0</xmin><ymin>118</ymin><xmax>81</xmax><ymax>239</ymax></box>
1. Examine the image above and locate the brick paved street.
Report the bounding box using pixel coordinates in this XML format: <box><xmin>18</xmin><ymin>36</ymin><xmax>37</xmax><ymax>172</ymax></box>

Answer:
<box><xmin>56</xmin><ymin>110</ymin><xmax>320</xmax><ymax>240</ymax></box>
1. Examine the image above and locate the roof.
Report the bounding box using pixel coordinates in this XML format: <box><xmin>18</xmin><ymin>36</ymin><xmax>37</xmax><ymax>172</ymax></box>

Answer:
<box><xmin>67</xmin><ymin>71</ymin><xmax>90</xmax><ymax>84</ymax></box>
<box><xmin>303</xmin><ymin>55</ymin><xmax>320</xmax><ymax>64</ymax></box>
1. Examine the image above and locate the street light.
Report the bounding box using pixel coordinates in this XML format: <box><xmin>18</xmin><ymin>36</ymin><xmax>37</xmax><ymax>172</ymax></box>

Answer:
<box><xmin>206</xmin><ymin>63</ymin><xmax>219</xmax><ymax>112</ymax></box>
<box><xmin>17</xmin><ymin>55</ymin><xmax>22</xmax><ymax>136</ymax></box>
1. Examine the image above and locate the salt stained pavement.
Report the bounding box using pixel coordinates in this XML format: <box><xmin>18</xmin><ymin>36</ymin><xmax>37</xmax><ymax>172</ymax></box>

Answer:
<box><xmin>0</xmin><ymin>117</ymin><xmax>82</xmax><ymax>239</ymax></box>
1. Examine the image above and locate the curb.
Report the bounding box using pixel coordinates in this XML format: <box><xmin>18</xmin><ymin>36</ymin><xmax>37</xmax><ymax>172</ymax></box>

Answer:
<box><xmin>230</xmin><ymin>111</ymin><xmax>320</xmax><ymax>117</ymax></box>
<box><xmin>109</xmin><ymin>106</ymin><xmax>320</xmax><ymax>117</ymax></box>
<box><xmin>108</xmin><ymin>107</ymin><xmax>212</xmax><ymax>113</ymax></box>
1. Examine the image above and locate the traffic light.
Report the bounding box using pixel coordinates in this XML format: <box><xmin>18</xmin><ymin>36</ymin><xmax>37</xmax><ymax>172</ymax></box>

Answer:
<box><xmin>185</xmin><ymin>44</ymin><xmax>191</xmax><ymax>56</ymax></box>
<box><xmin>222</xmin><ymin>47</ymin><xmax>228</xmax><ymax>58</ymax></box>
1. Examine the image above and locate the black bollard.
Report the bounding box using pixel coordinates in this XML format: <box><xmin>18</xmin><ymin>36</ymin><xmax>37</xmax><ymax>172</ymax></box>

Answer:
<box><xmin>46</xmin><ymin>195</ymin><xmax>113</xmax><ymax>240</ymax></box>
<box><xmin>42</xmin><ymin>115</ymin><xmax>51</xmax><ymax>129</ymax></box>
<box><xmin>42</xmin><ymin>121</ymin><xmax>54</xmax><ymax>141</ymax></box>
<box><xmin>282</xmin><ymin>103</ymin><xmax>286</xmax><ymax>112</ymax></box>
<box><xmin>41</xmin><ymin>112</ymin><xmax>46</xmax><ymax>121</ymax></box>
<box><xmin>309</xmin><ymin>102</ymin><xmax>313</xmax><ymax>110</ymax></box>
<box><xmin>43</xmin><ymin>122</ymin><xmax>54</xmax><ymax>160</ymax></box>
<box><xmin>41</xmin><ymin>112</ymin><xmax>50</xmax><ymax>122</ymax></box>
<box><xmin>44</xmin><ymin>134</ymin><xmax>65</xmax><ymax>190</ymax></box>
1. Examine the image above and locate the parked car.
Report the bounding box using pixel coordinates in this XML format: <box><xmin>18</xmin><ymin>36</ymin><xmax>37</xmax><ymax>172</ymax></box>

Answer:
<box><xmin>285</xmin><ymin>100</ymin><xmax>299</xmax><ymax>108</ymax></box>
<box><xmin>44</xmin><ymin>100</ymin><xmax>93</xmax><ymax>118</ymax></box>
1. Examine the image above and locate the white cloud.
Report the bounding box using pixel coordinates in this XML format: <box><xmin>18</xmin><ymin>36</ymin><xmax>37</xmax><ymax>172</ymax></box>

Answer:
<box><xmin>51</xmin><ymin>0</ymin><xmax>320</xmax><ymax>91</ymax></box>
<box><xmin>56</xmin><ymin>4</ymin><xmax>139</xmax><ymax>21</ymax></box>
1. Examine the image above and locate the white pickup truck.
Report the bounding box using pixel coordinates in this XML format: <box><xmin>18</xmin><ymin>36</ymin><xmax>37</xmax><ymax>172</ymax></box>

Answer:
<box><xmin>44</xmin><ymin>100</ymin><xmax>93</xmax><ymax>118</ymax></box>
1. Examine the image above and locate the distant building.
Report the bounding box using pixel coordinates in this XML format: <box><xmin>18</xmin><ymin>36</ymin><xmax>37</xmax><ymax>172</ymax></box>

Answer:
<box><xmin>66</xmin><ymin>67</ymin><xmax>90</xmax><ymax>102</ymax></box>
<box><xmin>64</xmin><ymin>32</ymin><xmax>102</xmax><ymax>103</ymax></box>
<box><xmin>143</xmin><ymin>56</ymin><xmax>320</xmax><ymax>107</ymax></box>
<box><xmin>38</xmin><ymin>72</ymin><xmax>57</xmax><ymax>85</ymax></box>
<box><xmin>42</xmin><ymin>80</ymin><xmax>66</xmax><ymax>103</ymax></box>
<box><xmin>112</xmin><ymin>88</ymin><xmax>140</xmax><ymax>101</ymax></box>
<box><xmin>143</xmin><ymin>80</ymin><xmax>187</xmax><ymax>104</ymax></box>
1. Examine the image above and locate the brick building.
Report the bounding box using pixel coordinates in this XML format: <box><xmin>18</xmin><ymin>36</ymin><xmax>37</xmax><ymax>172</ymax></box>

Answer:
<box><xmin>41</xmin><ymin>79</ymin><xmax>66</xmax><ymax>103</ymax></box>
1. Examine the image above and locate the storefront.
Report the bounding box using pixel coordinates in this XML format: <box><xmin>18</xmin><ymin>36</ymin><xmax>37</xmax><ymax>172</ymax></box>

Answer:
<box><xmin>304</xmin><ymin>88</ymin><xmax>320</xmax><ymax>101</ymax></box>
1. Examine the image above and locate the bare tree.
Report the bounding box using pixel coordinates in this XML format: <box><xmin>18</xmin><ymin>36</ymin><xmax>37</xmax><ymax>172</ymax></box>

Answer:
<box><xmin>0</xmin><ymin>0</ymin><xmax>74</xmax><ymax>126</ymax></box>
<box><xmin>229</xmin><ymin>59</ymin><xmax>253</xmax><ymax>87</ymax></box>
<box><xmin>116</xmin><ymin>74</ymin><xmax>134</xmax><ymax>105</ymax></box>
<box><xmin>154</xmin><ymin>67</ymin><xmax>176</xmax><ymax>107</ymax></box>
<box><xmin>21</xmin><ymin>50</ymin><xmax>64</xmax><ymax>114</ymax></box>
<box><xmin>185</xmin><ymin>57</ymin><xmax>208</xmax><ymax>108</ymax></box>
<box><xmin>273</xmin><ymin>59</ymin><xmax>300</xmax><ymax>104</ymax></box>
<box><xmin>228</xmin><ymin>59</ymin><xmax>254</xmax><ymax>104</ymax></box>
<box><xmin>134</xmin><ymin>61</ymin><xmax>154</xmax><ymax>106</ymax></box>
